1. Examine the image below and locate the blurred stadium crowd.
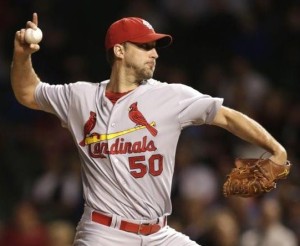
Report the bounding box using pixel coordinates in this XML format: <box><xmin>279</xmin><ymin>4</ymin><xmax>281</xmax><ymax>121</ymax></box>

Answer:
<box><xmin>1</xmin><ymin>0</ymin><xmax>300</xmax><ymax>245</ymax></box>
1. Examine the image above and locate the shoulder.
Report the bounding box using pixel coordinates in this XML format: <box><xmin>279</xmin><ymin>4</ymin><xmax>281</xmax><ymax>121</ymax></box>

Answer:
<box><xmin>145</xmin><ymin>79</ymin><xmax>201</xmax><ymax>96</ymax></box>
<box><xmin>69</xmin><ymin>81</ymin><xmax>106</xmax><ymax>99</ymax></box>
<box><xmin>145</xmin><ymin>79</ymin><xmax>191</xmax><ymax>90</ymax></box>
<box><xmin>68</xmin><ymin>81</ymin><xmax>102</xmax><ymax>90</ymax></box>
<box><xmin>36</xmin><ymin>81</ymin><xmax>103</xmax><ymax>99</ymax></box>
<box><xmin>38</xmin><ymin>80</ymin><xmax>101</xmax><ymax>89</ymax></box>
<box><xmin>144</xmin><ymin>78</ymin><xmax>167</xmax><ymax>87</ymax></box>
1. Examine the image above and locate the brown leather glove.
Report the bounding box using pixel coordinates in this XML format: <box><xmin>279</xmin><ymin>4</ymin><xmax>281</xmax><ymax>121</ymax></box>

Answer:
<box><xmin>223</xmin><ymin>158</ymin><xmax>291</xmax><ymax>197</ymax></box>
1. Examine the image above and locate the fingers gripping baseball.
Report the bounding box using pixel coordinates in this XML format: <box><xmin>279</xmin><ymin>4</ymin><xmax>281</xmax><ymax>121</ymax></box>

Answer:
<box><xmin>14</xmin><ymin>13</ymin><xmax>42</xmax><ymax>54</ymax></box>
<box><xmin>223</xmin><ymin>158</ymin><xmax>291</xmax><ymax>197</ymax></box>
<box><xmin>24</xmin><ymin>27</ymin><xmax>43</xmax><ymax>44</ymax></box>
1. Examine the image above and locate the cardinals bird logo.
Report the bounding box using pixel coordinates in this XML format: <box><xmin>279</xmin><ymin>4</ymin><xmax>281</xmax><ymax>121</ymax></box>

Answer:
<box><xmin>79</xmin><ymin>111</ymin><xmax>97</xmax><ymax>146</ymax></box>
<box><xmin>128</xmin><ymin>102</ymin><xmax>157</xmax><ymax>136</ymax></box>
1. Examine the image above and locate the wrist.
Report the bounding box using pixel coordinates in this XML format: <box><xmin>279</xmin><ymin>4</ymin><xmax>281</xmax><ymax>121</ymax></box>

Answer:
<box><xmin>271</xmin><ymin>146</ymin><xmax>287</xmax><ymax>164</ymax></box>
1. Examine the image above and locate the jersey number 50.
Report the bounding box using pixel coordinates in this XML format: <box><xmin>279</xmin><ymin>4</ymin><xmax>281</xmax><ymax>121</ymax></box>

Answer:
<box><xmin>128</xmin><ymin>154</ymin><xmax>163</xmax><ymax>178</ymax></box>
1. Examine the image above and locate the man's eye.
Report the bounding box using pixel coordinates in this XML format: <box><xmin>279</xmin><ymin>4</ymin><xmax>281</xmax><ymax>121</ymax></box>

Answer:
<box><xmin>141</xmin><ymin>44</ymin><xmax>153</xmax><ymax>50</ymax></box>
<box><xmin>136</xmin><ymin>43</ymin><xmax>155</xmax><ymax>51</ymax></box>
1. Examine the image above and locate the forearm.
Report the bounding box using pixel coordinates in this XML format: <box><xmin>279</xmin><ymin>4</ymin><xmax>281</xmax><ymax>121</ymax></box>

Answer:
<box><xmin>11</xmin><ymin>53</ymin><xmax>40</xmax><ymax>109</ymax></box>
<box><xmin>212</xmin><ymin>107</ymin><xmax>287</xmax><ymax>163</ymax></box>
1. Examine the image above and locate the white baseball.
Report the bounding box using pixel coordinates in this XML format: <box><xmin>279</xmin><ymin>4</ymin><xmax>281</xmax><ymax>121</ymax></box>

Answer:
<box><xmin>24</xmin><ymin>27</ymin><xmax>43</xmax><ymax>44</ymax></box>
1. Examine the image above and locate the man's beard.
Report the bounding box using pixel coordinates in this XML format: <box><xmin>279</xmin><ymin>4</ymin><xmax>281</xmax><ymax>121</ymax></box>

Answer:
<box><xmin>126</xmin><ymin>62</ymin><xmax>155</xmax><ymax>82</ymax></box>
<box><xmin>136</xmin><ymin>65</ymin><xmax>155</xmax><ymax>81</ymax></box>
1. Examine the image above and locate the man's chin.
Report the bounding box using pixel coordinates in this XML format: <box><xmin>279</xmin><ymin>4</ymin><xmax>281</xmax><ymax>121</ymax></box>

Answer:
<box><xmin>146</xmin><ymin>71</ymin><xmax>154</xmax><ymax>79</ymax></box>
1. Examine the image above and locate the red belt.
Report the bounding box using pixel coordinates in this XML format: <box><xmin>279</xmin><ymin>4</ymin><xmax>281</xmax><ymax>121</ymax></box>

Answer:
<box><xmin>91</xmin><ymin>211</ymin><xmax>166</xmax><ymax>235</ymax></box>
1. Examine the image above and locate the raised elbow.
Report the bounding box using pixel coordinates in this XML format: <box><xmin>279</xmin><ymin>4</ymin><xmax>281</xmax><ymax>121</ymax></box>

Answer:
<box><xmin>12</xmin><ymin>87</ymin><xmax>40</xmax><ymax>110</ymax></box>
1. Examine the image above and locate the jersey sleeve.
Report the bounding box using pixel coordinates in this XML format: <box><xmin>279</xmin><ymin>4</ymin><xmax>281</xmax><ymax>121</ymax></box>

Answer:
<box><xmin>34</xmin><ymin>82</ymin><xmax>73</xmax><ymax>127</ymax></box>
<box><xmin>174</xmin><ymin>84</ymin><xmax>223</xmax><ymax>127</ymax></box>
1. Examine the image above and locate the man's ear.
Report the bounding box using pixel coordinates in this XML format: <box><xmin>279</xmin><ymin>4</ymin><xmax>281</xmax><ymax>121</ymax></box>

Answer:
<box><xmin>113</xmin><ymin>44</ymin><xmax>125</xmax><ymax>59</ymax></box>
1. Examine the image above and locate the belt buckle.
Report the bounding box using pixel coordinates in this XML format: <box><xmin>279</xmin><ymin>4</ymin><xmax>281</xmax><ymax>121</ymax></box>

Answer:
<box><xmin>138</xmin><ymin>222</ymin><xmax>150</xmax><ymax>235</ymax></box>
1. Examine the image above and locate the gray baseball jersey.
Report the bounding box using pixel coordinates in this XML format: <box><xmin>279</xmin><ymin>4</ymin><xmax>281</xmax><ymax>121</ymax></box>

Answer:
<box><xmin>35</xmin><ymin>78</ymin><xmax>223</xmax><ymax>220</ymax></box>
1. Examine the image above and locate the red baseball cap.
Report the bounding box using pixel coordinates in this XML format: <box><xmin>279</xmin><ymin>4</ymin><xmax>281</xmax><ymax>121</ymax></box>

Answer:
<box><xmin>105</xmin><ymin>17</ymin><xmax>173</xmax><ymax>50</ymax></box>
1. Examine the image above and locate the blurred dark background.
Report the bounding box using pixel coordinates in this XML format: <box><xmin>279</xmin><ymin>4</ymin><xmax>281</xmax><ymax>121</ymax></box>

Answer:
<box><xmin>1</xmin><ymin>0</ymin><xmax>300</xmax><ymax>245</ymax></box>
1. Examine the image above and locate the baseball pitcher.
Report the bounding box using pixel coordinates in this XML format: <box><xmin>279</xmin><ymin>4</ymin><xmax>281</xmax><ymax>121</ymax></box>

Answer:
<box><xmin>11</xmin><ymin>13</ymin><xmax>289</xmax><ymax>246</ymax></box>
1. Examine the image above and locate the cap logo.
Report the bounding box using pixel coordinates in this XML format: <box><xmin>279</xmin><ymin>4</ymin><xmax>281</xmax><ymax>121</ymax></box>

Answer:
<box><xmin>142</xmin><ymin>20</ymin><xmax>153</xmax><ymax>30</ymax></box>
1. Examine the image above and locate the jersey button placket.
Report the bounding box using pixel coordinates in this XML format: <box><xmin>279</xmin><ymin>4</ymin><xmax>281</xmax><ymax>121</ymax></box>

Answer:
<box><xmin>107</xmin><ymin>108</ymin><xmax>118</xmax><ymax>159</ymax></box>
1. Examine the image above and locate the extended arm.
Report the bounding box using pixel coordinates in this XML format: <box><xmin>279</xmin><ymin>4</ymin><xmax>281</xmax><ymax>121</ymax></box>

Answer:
<box><xmin>212</xmin><ymin>106</ymin><xmax>287</xmax><ymax>164</ymax></box>
<box><xmin>11</xmin><ymin>12</ymin><xmax>41</xmax><ymax>110</ymax></box>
